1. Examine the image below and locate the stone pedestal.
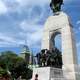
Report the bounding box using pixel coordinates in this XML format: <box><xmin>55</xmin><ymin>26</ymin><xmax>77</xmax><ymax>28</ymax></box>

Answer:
<box><xmin>31</xmin><ymin>67</ymin><xmax>64</xmax><ymax>80</ymax></box>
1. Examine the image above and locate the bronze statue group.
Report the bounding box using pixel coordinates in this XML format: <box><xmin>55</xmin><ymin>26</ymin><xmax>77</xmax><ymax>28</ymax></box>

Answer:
<box><xmin>50</xmin><ymin>0</ymin><xmax>63</xmax><ymax>13</ymax></box>
<box><xmin>35</xmin><ymin>47</ymin><xmax>63</xmax><ymax>69</ymax></box>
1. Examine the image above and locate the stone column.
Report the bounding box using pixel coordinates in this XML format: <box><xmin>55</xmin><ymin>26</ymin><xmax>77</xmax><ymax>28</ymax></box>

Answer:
<box><xmin>61</xmin><ymin>25</ymin><xmax>78</xmax><ymax>80</ymax></box>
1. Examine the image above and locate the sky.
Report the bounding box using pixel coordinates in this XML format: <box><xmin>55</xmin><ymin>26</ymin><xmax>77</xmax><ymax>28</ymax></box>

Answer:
<box><xmin>0</xmin><ymin>0</ymin><xmax>80</xmax><ymax>63</ymax></box>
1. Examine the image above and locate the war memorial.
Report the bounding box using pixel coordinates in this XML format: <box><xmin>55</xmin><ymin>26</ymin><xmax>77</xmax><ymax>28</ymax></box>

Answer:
<box><xmin>31</xmin><ymin>0</ymin><xmax>79</xmax><ymax>80</ymax></box>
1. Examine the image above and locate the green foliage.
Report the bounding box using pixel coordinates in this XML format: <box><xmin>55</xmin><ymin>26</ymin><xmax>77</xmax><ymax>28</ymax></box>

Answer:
<box><xmin>0</xmin><ymin>67</ymin><xmax>6</xmax><ymax>76</ymax></box>
<box><xmin>0</xmin><ymin>51</ymin><xmax>21</xmax><ymax>71</ymax></box>
<box><xmin>21</xmin><ymin>68</ymin><xmax>33</xmax><ymax>79</ymax></box>
<box><xmin>0</xmin><ymin>50</ymin><xmax>33</xmax><ymax>80</ymax></box>
<box><xmin>11</xmin><ymin>61</ymin><xmax>32</xmax><ymax>79</ymax></box>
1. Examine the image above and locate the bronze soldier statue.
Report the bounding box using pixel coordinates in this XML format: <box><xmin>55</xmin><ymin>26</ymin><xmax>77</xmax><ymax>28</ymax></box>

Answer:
<box><xmin>50</xmin><ymin>0</ymin><xmax>63</xmax><ymax>13</ymax></box>
<box><xmin>36</xmin><ymin>48</ymin><xmax>63</xmax><ymax>68</ymax></box>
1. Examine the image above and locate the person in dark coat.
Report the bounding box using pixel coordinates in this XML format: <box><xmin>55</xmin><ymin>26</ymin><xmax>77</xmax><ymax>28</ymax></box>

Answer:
<box><xmin>35</xmin><ymin>74</ymin><xmax>38</xmax><ymax>80</ymax></box>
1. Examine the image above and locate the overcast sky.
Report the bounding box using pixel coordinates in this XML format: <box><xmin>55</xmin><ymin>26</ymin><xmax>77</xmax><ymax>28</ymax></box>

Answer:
<box><xmin>0</xmin><ymin>0</ymin><xmax>80</xmax><ymax>63</ymax></box>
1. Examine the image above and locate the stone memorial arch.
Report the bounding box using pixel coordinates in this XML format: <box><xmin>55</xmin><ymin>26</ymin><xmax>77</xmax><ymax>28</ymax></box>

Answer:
<box><xmin>41</xmin><ymin>12</ymin><xmax>78</xmax><ymax>80</ymax></box>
